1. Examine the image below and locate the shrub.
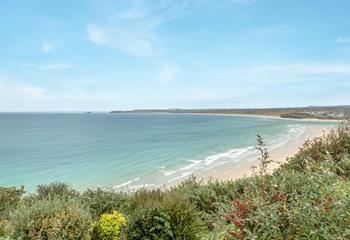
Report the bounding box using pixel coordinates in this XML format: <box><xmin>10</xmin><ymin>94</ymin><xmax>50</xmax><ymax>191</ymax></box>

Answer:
<box><xmin>127</xmin><ymin>189</ymin><xmax>164</xmax><ymax>211</ymax></box>
<box><xmin>0</xmin><ymin>186</ymin><xmax>25</xmax><ymax>217</ymax></box>
<box><xmin>160</xmin><ymin>192</ymin><xmax>204</xmax><ymax>239</ymax></box>
<box><xmin>335</xmin><ymin>155</ymin><xmax>350</xmax><ymax>177</ymax></box>
<box><xmin>286</xmin><ymin>122</ymin><xmax>350</xmax><ymax>172</ymax></box>
<box><xmin>0</xmin><ymin>186</ymin><xmax>25</xmax><ymax>236</ymax></box>
<box><xmin>35</xmin><ymin>182</ymin><xmax>80</xmax><ymax>199</ymax></box>
<box><xmin>8</xmin><ymin>197</ymin><xmax>92</xmax><ymax>240</ymax></box>
<box><xmin>125</xmin><ymin>191</ymin><xmax>203</xmax><ymax>240</ymax></box>
<box><xmin>94</xmin><ymin>210</ymin><xmax>127</xmax><ymax>240</ymax></box>
<box><xmin>82</xmin><ymin>188</ymin><xmax>128</xmax><ymax>220</ymax></box>
<box><xmin>220</xmin><ymin>123</ymin><xmax>350</xmax><ymax>239</ymax></box>
<box><xmin>176</xmin><ymin>176</ymin><xmax>251</xmax><ymax>230</ymax></box>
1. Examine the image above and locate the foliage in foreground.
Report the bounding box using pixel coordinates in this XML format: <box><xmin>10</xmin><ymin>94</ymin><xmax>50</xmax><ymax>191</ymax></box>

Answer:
<box><xmin>8</xmin><ymin>197</ymin><xmax>92</xmax><ymax>240</ymax></box>
<box><xmin>94</xmin><ymin>210</ymin><xmax>126</xmax><ymax>240</ymax></box>
<box><xmin>1</xmin><ymin>122</ymin><xmax>350</xmax><ymax>239</ymax></box>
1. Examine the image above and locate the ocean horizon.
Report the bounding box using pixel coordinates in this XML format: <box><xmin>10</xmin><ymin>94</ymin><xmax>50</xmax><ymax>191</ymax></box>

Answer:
<box><xmin>0</xmin><ymin>112</ymin><xmax>333</xmax><ymax>192</ymax></box>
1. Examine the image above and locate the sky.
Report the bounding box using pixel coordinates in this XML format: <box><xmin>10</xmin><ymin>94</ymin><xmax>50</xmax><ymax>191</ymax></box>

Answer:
<box><xmin>0</xmin><ymin>0</ymin><xmax>350</xmax><ymax>111</ymax></box>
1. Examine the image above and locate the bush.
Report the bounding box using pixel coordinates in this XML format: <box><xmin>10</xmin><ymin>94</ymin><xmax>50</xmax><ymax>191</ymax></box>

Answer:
<box><xmin>93</xmin><ymin>210</ymin><xmax>127</xmax><ymax>240</ymax></box>
<box><xmin>286</xmin><ymin>122</ymin><xmax>350</xmax><ymax>172</ymax></box>
<box><xmin>125</xmin><ymin>191</ymin><xmax>203</xmax><ymax>240</ymax></box>
<box><xmin>178</xmin><ymin>176</ymin><xmax>248</xmax><ymax>213</ymax></box>
<box><xmin>82</xmin><ymin>188</ymin><xmax>128</xmax><ymax>220</ymax></box>
<box><xmin>35</xmin><ymin>182</ymin><xmax>80</xmax><ymax>199</ymax></box>
<box><xmin>0</xmin><ymin>186</ymin><xmax>25</xmax><ymax>217</ymax></box>
<box><xmin>127</xmin><ymin>189</ymin><xmax>164</xmax><ymax>211</ymax></box>
<box><xmin>8</xmin><ymin>197</ymin><xmax>92</xmax><ymax>240</ymax></box>
<box><xmin>220</xmin><ymin>123</ymin><xmax>350</xmax><ymax>239</ymax></box>
<box><xmin>0</xmin><ymin>186</ymin><xmax>25</xmax><ymax>236</ymax></box>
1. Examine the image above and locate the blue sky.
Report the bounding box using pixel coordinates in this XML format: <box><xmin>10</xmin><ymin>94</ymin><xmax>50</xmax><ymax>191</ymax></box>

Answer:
<box><xmin>0</xmin><ymin>0</ymin><xmax>350</xmax><ymax>111</ymax></box>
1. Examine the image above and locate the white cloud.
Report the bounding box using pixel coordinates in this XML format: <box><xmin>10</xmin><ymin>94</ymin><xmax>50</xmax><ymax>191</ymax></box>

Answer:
<box><xmin>15</xmin><ymin>84</ymin><xmax>44</xmax><ymax>98</ymax></box>
<box><xmin>222</xmin><ymin>62</ymin><xmax>350</xmax><ymax>84</ymax></box>
<box><xmin>118</xmin><ymin>37</ymin><xmax>154</xmax><ymax>57</ymax></box>
<box><xmin>86</xmin><ymin>0</ymin><xmax>259</xmax><ymax>57</ymax></box>
<box><xmin>173</xmin><ymin>87</ymin><xmax>246</xmax><ymax>102</ymax></box>
<box><xmin>86</xmin><ymin>1</ymin><xmax>190</xmax><ymax>57</ymax></box>
<box><xmin>39</xmin><ymin>63</ymin><xmax>73</xmax><ymax>70</ymax></box>
<box><xmin>117</xmin><ymin>8</ymin><xmax>145</xmax><ymax>19</ymax></box>
<box><xmin>41</xmin><ymin>40</ymin><xmax>54</xmax><ymax>52</ymax></box>
<box><xmin>337</xmin><ymin>37</ymin><xmax>350</xmax><ymax>43</ymax></box>
<box><xmin>87</xmin><ymin>24</ymin><xmax>154</xmax><ymax>57</ymax></box>
<box><xmin>87</xmin><ymin>25</ymin><xmax>106</xmax><ymax>45</ymax></box>
<box><xmin>231</xmin><ymin>0</ymin><xmax>256</xmax><ymax>5</ymax></box>
<box><xmin>0</xmin><ymin>77</ymin><xmax>45</xmax><ymax>110</ymax></box>
<box><xmin>158</xmin><ymin>64</ymin><xmax>178</xmax><ymax>83</ymax></box>
<box><xmin>60</xmin><ymin>79</ymin><xmax>95</xmax><ymax>89</ymax></box>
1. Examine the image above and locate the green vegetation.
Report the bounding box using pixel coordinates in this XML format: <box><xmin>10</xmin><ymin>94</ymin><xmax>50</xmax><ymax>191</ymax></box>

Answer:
<box><xmin>94</xmin><ymin>210</ymin><xmax>126</xmax><ymax>240</ymax></box>
<box><xmin>8</xmin><ymin>197</ymin><xmax>92</xmax><ymax>240</ymax></box>
<box><xmin>1</xmin><ymin>122</ymin><xmax>350</xmax><ymax>239</ymax></box>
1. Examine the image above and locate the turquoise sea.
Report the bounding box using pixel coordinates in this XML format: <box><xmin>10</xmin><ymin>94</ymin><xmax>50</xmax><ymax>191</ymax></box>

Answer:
<box><xmin>0</xmin><ymin>113</ymin><xmax>332</xmax><ymax>192</ymax></box>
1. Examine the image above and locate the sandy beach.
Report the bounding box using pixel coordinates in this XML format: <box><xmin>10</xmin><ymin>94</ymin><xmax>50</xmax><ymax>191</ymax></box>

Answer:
<box><xmin>181</xmin><ymin>112</ymin><xmax>340</xmax><ymax>123</ymax></box>
<box><xmin>199</xmin><ymin>124</ymin><xmax>334</xmax><ymax>182</ymax></box>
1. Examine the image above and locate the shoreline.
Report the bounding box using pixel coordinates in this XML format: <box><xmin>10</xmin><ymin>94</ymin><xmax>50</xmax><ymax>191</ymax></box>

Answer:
<box><xmin>110</xmin><ymin>110</ymin><xmax>343</xmax><ymax>123</ymax></box>
<box><xmin>171</xmin><ymin>112</ymin><xmax>340</xmax><ymax>123</ymax></box>
<box><xmin>197</xmin><ymin>124</ymin><xmax>333</xmax><ymax>182</ymax></box>
<box><xmin>113</xmin><ymin>122</ymin><xmax>336</xmax><ymax>191</ymax></box>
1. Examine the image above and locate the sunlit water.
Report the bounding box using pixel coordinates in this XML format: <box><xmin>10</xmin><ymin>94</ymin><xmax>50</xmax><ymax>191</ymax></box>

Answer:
<box><xmin>0</xmin><ymin>113</ymin><xmax>332</xmax><ymax>192</ymax></box>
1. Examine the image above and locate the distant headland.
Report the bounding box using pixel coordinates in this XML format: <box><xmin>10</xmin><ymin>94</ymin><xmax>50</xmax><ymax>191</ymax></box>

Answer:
<box><xmin>110</xmin><ymin>105</ymin><xmax>350</xmax><ymax>120</ymax></box>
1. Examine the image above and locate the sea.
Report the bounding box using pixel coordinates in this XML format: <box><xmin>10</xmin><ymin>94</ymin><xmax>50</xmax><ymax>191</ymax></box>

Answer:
<box><xmin>0</xmin><ymin>113</ymin><xmax>333</xmax><ymax>192</ymax></box>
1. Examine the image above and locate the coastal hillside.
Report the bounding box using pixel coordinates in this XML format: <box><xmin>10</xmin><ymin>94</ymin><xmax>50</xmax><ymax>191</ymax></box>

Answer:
<box><xmin>1</xmin><ymin>122</ymin><xmax>350</xmax><ymax>239</ymax></box>
<box><xmin>111</xmin><ymin>105</ymin><xmax>350</xmax><ymax>120</ymax></box>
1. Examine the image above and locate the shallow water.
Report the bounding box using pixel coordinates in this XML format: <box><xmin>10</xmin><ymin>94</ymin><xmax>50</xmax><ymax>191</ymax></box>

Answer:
<box><xmin>0</xmin><ymin>113</ymin><xmax>332</xmax><ymax>191</ymax></box>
